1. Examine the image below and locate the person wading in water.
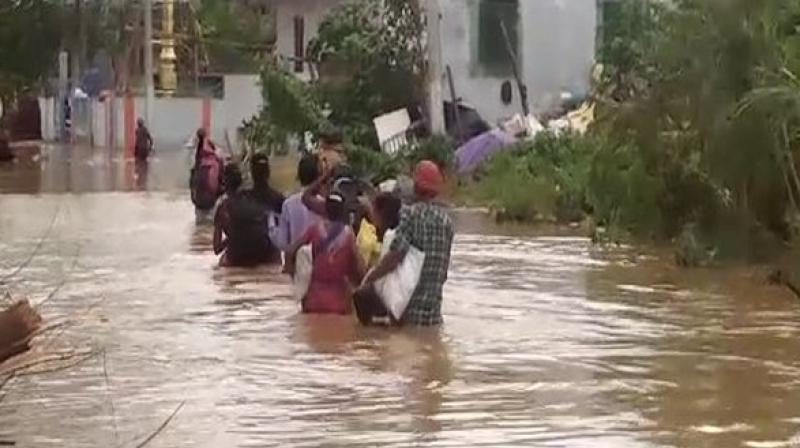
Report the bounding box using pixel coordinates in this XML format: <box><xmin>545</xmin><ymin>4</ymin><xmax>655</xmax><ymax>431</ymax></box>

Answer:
<box><xmin>356</xmin><ymin>161</ymin><xmax>455</xmax><ymax>326</ymax></box>
<box><xmin>214</xmin><ymin>163</ymin><xmax>282</xmax><ymax>267</ymax></box>
<box><xmin>243</xmin><ymin>153</ymin><xmax>285</xmax><ymax>264</ymax></box>
<box><xmin>284</xmin><ymin>171</ymin><xmax>364</xmax><ymax>315</ymax></box>
<box><xmin>272</xmin><ymin>153</ymin><xmax>321</xmax><ymax>252</ymax></box>
<box><xmin>190</xmin><ymin>128</ymin><xmax>223</xmax><ymax>222</ymax></box>
<box><xmin>134</xmin><ymin>118</ymin><xmax>153</xmax><ymax>162</ymax></box>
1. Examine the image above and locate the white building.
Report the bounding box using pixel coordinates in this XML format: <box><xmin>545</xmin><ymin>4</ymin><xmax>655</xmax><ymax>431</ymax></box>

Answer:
<box><xmin>273</xmin><ymin>0</ymin><xmax>598</xmax><ymax>125</ymax></box>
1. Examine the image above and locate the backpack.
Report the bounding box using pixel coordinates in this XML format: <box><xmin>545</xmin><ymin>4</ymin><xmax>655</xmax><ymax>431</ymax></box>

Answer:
<box><xmin>226</xmin><ymin>194</ymin><xmax>270</xmax><ymax>262</ymax></box>
<box><xmin>190</xmin><ymin>150</ymin><xmax>221</xmax><ymax>211</ymax></box>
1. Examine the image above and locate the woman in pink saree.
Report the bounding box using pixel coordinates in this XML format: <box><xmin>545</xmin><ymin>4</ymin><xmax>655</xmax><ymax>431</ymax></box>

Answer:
<box><xmin>286</xmin><ymin>193</ymin><xmax>363</xmax><ymax>314</ymax></box>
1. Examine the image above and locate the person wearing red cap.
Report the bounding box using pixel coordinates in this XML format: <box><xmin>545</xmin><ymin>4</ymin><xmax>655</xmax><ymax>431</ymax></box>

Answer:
<box><xmin>357</xmin><ymin>160</ymin><xmax>455</xmax><ymax>326</ymax></box>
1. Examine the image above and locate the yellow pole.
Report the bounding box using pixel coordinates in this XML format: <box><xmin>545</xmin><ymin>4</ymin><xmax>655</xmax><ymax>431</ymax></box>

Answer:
<box><xmin>158</xmin><ymin>0</ymin><xmax>178</xmax><ymax>95</ymax></box>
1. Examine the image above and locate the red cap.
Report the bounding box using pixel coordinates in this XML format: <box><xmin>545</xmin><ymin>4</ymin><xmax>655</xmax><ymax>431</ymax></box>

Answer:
<box><xmin>413</xmin><ymin>160</ymin><xmax>445</xmax><ymax>198</ymax></box>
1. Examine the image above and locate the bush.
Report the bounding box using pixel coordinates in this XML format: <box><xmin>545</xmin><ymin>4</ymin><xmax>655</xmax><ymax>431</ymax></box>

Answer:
<box><xmin>470</xmin><ymin>131</ymin><xmax>595</xmax><ymax>222</ymax></box>
<box><xmin>475</xmin><ymin>150</ymin><xmax>558</xmax><ymax>221</ymax></box>
<box><xmin>400</xmin><ymin>135</ymin><xmax>456</xmax><ymax>172</ymax></box>
<box><xmin>345</xmin><ymin>145</ymin><xmax>400</xmax><ymax>183</ymax></box>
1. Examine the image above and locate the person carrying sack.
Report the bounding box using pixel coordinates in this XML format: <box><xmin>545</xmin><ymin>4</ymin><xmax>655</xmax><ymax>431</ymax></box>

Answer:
<box><xmin>356</xmin><ymin>161</ymin><xmax>455</xmax><ymax>326</ymax></box>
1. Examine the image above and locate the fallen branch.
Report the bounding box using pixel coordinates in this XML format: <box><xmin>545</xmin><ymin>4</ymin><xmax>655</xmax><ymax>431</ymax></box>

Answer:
<box><xmin>0</xmin><ymin>348</ymin><xmax>96</xmax><ymax>377</ymax></box>
<box><xmin>8</xmin><ymin>351</ymin><xmax>98</xmax><ymax>378</ymax></box>
<box><xmin>0</xmin><ymin>204</ymin><xmax>61</xmax><ymax>284</ymax></box>
<box><xmin>131</xmin><ymin>401</ymin><xmax>186</xmax><ymax>448</ymax></box>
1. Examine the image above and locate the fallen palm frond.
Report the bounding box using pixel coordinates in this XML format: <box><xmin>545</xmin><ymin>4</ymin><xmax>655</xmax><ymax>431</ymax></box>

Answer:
<box><xmin>0</xmin><ymin>347</ymin><xmax>98</xmax><ymax>378</ymax></box>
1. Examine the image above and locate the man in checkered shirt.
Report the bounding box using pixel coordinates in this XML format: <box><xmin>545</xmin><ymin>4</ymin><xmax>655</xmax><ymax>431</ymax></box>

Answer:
<box><xmin>359</xmin><ymin>160</ymin><xmax>455</xmax><ymax>326</ymax></box>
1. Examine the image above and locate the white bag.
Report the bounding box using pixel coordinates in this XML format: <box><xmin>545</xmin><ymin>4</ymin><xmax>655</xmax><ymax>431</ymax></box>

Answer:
<box><xmin>293</xmin><ymin>244</ymin><xmax>313</xmax><ymax>302</ymax></box>
<box><xmin>373</xmin><ymin>230</ymin><xmax>425</xmax><ymax>321</ymax></box>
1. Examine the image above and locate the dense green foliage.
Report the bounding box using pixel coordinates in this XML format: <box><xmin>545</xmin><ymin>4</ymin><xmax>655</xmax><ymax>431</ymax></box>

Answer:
<box><xmin>248</xmin><ymin>0</ymin><xmax>425</xmax><ymax>152</ymax></box>
<box><xmin>0</xmin><ymin>0</ymin><xmax>61</xmax><ymax>100</ymax></box>
<box><xmin>467</xmin><ymin>0</ymin><xmax>800</xmax><ymax>260</ymax></box>
<box><xmin>346</xmin><ymin>136</ymin><xmax>456</xmax><ymax>185</ymax></box>
<box><xmin>594</xmin><ymin>0</ymin><xmax>800</xmax><ymax>256</ymax></box>
<box><xmin>196</xmin><ymin>0</ymin><xmax>274</xmax><ymax>72</ymax></box>
<box><xmin>471</xmin><ymin>131</ymin><xmax>594</xmax><ymax>223</ymax></box>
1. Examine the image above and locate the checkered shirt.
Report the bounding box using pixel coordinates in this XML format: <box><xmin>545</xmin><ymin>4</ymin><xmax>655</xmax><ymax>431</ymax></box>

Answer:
<box><xmin>390</xmin><ymin>201</ymin><xmax>455</xmax><ymax>326</ymax></box>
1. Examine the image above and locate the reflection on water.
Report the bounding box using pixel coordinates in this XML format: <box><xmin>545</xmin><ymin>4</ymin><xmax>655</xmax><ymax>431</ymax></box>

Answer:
<box><xmin>1</xmin><ymin>146</ymin><xmax>800</xmax><ymax>447</ymax></box>
<box><xmin>0</xmin><ymin>144</ymin><xmax>192</xmax><ymax>194</ymax></box>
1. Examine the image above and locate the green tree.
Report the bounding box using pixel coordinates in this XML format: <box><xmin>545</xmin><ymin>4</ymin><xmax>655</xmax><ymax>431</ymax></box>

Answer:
<box><xmin>0</xmin><ymin>0</ymin><xmax>61</xmax><ymax>101</ymax></box>
<box><xmin>308</xmin><ymin>0</ymin><xmax>426</xmax><ymax>147</ymax></box>
<box><xmin>591</xmin><ymin>0</ymin><xmax>800</xmax><ymax>257</ymax></box>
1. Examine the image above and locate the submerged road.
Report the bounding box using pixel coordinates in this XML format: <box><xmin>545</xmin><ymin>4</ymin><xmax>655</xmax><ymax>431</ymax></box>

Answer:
<box><xmin>1</xmin><ymin>145</ymin><xmax>799</xmax><ymax>447</ymax></box>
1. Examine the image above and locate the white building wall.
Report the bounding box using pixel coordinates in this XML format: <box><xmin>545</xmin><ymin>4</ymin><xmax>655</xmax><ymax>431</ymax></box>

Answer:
<box><xmin>440</xmin><ymin>0</ymin><xmax>597</xmax><ymax>125</ymax></box>
<box><xmin>272</xmin><ymin>0</ymin><xmax>597</xmax><ymax>125</ymax></box>
<box><xmin>42</xmin><ymin>74</ymin><xmax>264</xmax><ymax>151</ymax></box>
<box><xmin>223</xmin><ymin>74</ymin><xmax>262</xmax><ymax>147</ymax></box>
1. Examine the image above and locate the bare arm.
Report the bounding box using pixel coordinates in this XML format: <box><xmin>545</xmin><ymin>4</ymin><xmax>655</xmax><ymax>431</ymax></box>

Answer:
<box><xmin>302</xmin><ymin>170</ymin><xmax>333</xmax><ymax>216</ymax></box>
<box><xmin>212</xmin><ymin>204</ymin><xmax>227</xmax><ymax>255</ymax></box>
<box><xmin>350</xmin><ymin>238</ymin><xmax>367</xmax><ymax>285</ymax></box>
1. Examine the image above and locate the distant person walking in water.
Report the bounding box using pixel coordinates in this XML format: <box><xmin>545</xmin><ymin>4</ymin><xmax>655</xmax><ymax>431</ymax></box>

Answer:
<box><xmin>134</xmin><ymin>118</ymin><xmax>153</xmax><ymax>162</ymax></box>
<box><xmin>190</xmin><ymin>128</ymin><xmax>223</xmax><ymax>221</ymax></box>
<box><xmin>357</xmin><ymin>161</ymin><xmax>455</xmax><ymax>326</ymax></box>
<box><xmin>0</xmin><ymin>127</ymin><xmax>14</xmax><ymax>162</ymax></box>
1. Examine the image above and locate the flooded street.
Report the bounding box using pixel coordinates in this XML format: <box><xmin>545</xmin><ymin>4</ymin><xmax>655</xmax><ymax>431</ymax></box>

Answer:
<box><xmin>1</xmin><ymin>145</ymin><xmax>800</xmax><ymax>447</ymax></box>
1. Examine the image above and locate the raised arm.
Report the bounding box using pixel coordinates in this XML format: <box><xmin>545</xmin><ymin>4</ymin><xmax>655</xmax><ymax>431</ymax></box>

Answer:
<box><xmin>212</xmin><ymin>203</ymin><xmax>228</xmax><ymax>255</ymax></box>
<box><xmin>301</xmin><ymin>169</ymin><xmax>333</xmax><ymax>216</ymax></box>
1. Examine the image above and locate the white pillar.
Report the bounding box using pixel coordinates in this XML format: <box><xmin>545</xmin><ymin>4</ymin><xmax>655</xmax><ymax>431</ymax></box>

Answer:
<box><xmin>143</xmin><ymin>0</ymin><xmax>155</xmax><ymax>126</ymax></box>
<box><xmin>425</xmin><ymin>0</ymin><xmax>446</xmax><ymax>135</ymax></box>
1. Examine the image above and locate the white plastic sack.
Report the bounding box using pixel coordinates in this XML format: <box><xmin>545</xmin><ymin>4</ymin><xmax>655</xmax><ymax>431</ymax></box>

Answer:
<box><xmin>373</xmin><ymin>230</ymin><xmax>425</xmax><ymax>321</ymax></box>
<box><xmin>293</xmin><ymin>244</ymin><xmax>313</xmax><ymax>302</ymax></box>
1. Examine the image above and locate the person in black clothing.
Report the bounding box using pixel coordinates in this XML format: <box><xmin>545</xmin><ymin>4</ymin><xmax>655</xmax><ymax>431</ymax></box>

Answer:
<box><xmin>246</xmin><ymin>153</ymin><xmax>285</xmax><ymax>213</ymax></box>
<box><xmin>134</xmin><ymin>118</ymin><xmax>153</xmax><ymax>161</ymax></box>
<box><xmin>242</xmin><ymin>153</ymin><xmax>285</xmax><ymax>264</ymax></box>
<box><xmin>214</xmin><ymin>163</ymin><xmax>281</xmax><ymax>266</ymax></box>
<box><xmin>0</xmin><ymin>127</ymin><xmax>14</xmax><ymax>162</ymax></box>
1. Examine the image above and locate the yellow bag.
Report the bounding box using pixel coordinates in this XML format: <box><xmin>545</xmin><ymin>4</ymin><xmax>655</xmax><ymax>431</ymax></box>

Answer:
<box><xmin>356</xmin><ymin>219</ymin><xmax>381</xmax><ymax>267</ymax></box>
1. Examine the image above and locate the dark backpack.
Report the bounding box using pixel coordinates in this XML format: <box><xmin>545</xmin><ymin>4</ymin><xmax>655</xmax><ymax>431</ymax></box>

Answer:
<box><xmin>226</xmin><ymin>194</ymin><xmax>271</xmax><ymax>263</ymax></box>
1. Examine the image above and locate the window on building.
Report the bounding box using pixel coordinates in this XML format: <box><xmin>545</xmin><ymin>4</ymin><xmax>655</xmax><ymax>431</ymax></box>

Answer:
<box><xmin>476</xmin><ymin>0</ymin><xmax>520</xmax><ymax>77</ymax></box>
<box><xmin>293</xmin><ymin>15</ymin><xmax>305</xmax><ymax>73</ymax></box>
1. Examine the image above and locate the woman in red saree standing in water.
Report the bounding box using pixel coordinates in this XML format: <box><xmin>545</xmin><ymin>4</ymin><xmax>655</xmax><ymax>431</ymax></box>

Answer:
<box><xmin>286</xmin><ymin>173</ymin><xmax>364</xmax><ymax>315</ymax></box>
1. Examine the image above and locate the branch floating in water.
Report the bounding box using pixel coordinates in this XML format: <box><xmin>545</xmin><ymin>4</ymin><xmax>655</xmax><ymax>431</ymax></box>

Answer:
<box><xmin>131</xmin><ymin>401</ymin><xmax>186</xmax><ymax>448</ymax></box>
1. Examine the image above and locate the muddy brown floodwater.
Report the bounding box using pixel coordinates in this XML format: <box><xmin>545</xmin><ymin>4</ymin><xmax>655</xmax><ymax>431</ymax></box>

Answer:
<box><xmin>1</xmin><ymin>145</ymin><xmax>800</xmax><ymax>447</ymax></box>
